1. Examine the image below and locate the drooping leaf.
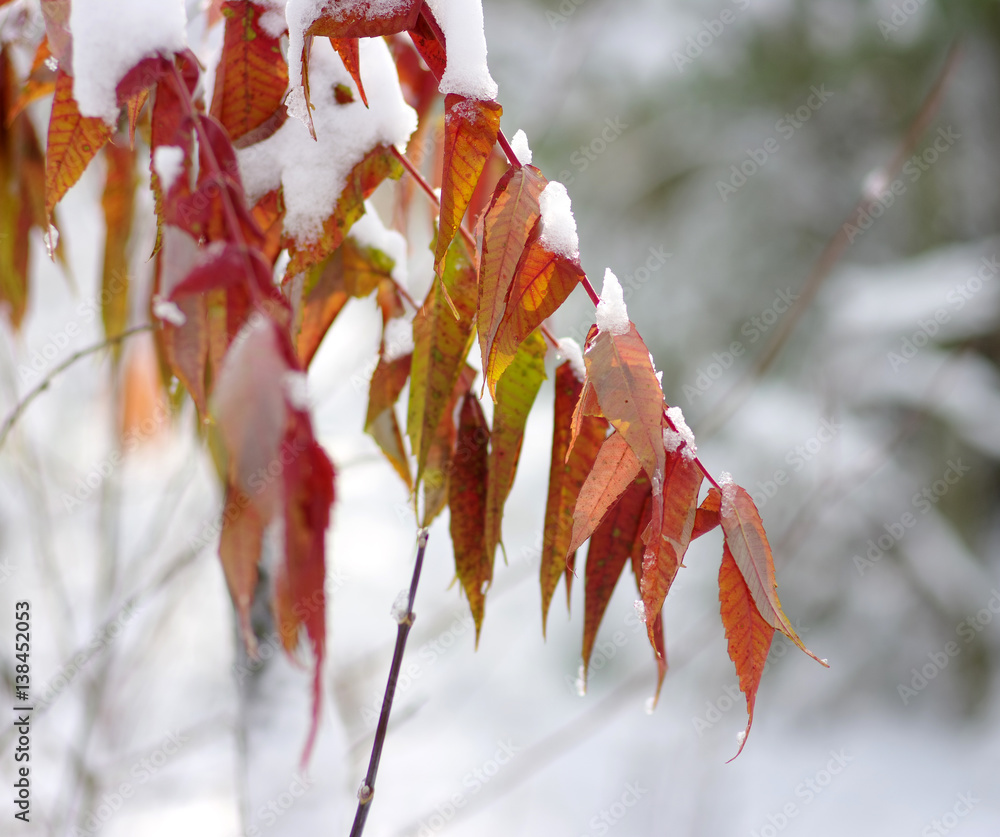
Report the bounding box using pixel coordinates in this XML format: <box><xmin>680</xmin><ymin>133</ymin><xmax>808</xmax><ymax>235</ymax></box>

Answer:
<box><xmin>100</xmin><ymin>140</ymin><xmax>137</xmax><ymax>347</ymax></box>
<box><xmin>218</xmin><ymin>485</ymin><xmax>264</xmax><ymax>654</ymax></box>
<box><xmin>639</xmin><ymin>449</ymin><xmax>702</xmax><ymax>657</ymax></box>
<box><xmin>583</xmin><ymin>322</ymin><xmax>666</xmax><ymax>484</ymax></box>
<box><xmin>487</xmin><ymin>220</ymin><xmax>584</xmax><ymax>393</ymax></box>
<box><xmin>582</xmin><ymin>471</ymin><xmax>651</xmax><ymax>685</ymax></box>
<box><xmin>211</xmin><ymin>0</ymin><xmax>288</xmax><ymax>143</ymax></box>
<box><xmin>9</xmin><ymin>36</ymin><xmax>56</xmax><ymax>123</ymax></box>
<box><xmin>719</xmin><ymin>542</ymin><xmax>775</xmax><ymax>760</ymax></box>
<box><xmin>484</xmin><ymin>329</ymin><xmax>546</xmax><ymax>562</ymax></box>
<box><xmin>692</xmin><ymin>486</ymin><xmax>721</xmax><ymax>541</ymax></box>
<box><xmin>45</xmin><ymin>68</ymin><xmax>112</xmax><ymax>223</ymax></box>
<box><xmin>540</xmin><ymin>362</ymin><xmax>607</xmax><ymax>632</ymax></box>
<box><xmin>364</xmin><ymin>351</ymin><xmax>412</xmax><ymax>489</ymax></box>
<box><xmin>305</xmin><ymin>0</ymin><xmax>421</xmax><ymax>38</ymax></box>
<box><xmin>477</xmin><ymin>164</ymin><xmax>547</xmax><ymax>378</ymax></box>
<box><xmin>285</xmin><ymin>144</ymin><xmax>403</xmax><ymax>275</ymax></box>
<box><xmin>719</xmin><ymin>483</ymin><xmax>826</xmax><ymax>665</ymax></box>
<box><xmin>406</xmin><ymin>8</ymin><xmax>447</xmax><ymax>83</ymax></box>
<box><xmin>448</xmin><ymin>390</ymin><xmax>491</xmax><ymax>641</ymax></box>
<box><xmin>407</xmin><ymin>234</ymin><xmax>477</xmax><ymax>485</ymax></box>
<box><xmin>329</xmin><ymin>38</ymin><xmax>366</xmax><ymax>107</ymax></box>
<box><xmin>568</xmin><ymin>430</ymin><xmax>642</xmax><ymax>555</ymax></box>
<box><xmin>434</xmin><ymin>94</ymin><xmax>502</xmax><ymax>271</ymax></box>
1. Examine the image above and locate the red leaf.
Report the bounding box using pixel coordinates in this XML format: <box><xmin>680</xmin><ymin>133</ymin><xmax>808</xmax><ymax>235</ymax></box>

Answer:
<box><xmin>540</xmin><ymin>362</ymin><xmax>607</xmax><ymax>632</ymax></box>
<box><xmin>329</xmin><ymin>38</ymin><xmax>367</xmax><ymax>107</ymax></box>
<box><xmin>218</xmin><ymin>485</ymin><xmax>264</xmax><ymax>654</ymax></box>
<box><xmin>568</xmin><ymin>430</ymin><xmax>641</xmax><ymax>556</ymax></box>
<box><xmin>719</xmin><ymin>483</ymin><xmax>826</xmax><ymax>665</ymax></box>
<box><xmin>434</xmin><ymin>94</ymin><xmax>502</xmax><ymax>271</ymax></box>
<box><xmin>421</xmin><ymin>364</ymin><xmax>477</xmax><ymax>526</ymax></box>
<box><xmin>693</xmin><ymin>487</ymin><xmax>721</xmax><ymax>541</ymax></box>
<box><xmin>448</xmin><ymin>391</ymin><xmax>491</xmax><ymax>641</ymax></box>
<box><xmin>305</xmin><ymin>0</ymin><xmax>421</xmax><ymax>38</ymax></box>
<box><xmin>719</xmin><ymin>542</ymin><xmax>775</xmax><ymax>760</ymax></box>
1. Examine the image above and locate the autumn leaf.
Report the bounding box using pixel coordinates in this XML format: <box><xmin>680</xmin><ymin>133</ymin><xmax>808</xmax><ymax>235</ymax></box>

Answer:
<box><xmin>365</xmin><ymin>350</ymin><xmax>413</xmax><ymax>489</ymax></box>
<box><xmin>719</xmin><ymin>482</ymin><xmax>826</xmax><ymax>665</ymax></box>
<box><xmin>583</xmin><ymin>322</ymin><xmax>666</xmax><ymax>485</ymax></box>
<box><xmin>568</xmin><ymin>430</ymin><xmax>641</xmax><ymax>556</ymax></box>
<box><xmin>306</xmin><ymin>0</ymin><xmax>421</xmax><ymax>38</ymax></box>
<box><xmin>45</xmin><ymin>68</ymin><xmax>112</xmax><ymax>223</ymax></box>
<box><xmin>582</xmin><ymin>471</ymin><xmax>651</xmax><ymax>686</ymax></box>
<box><xmin>693</xmin><ymin>486</ymin><xmax>721</xmax><ymax>541</ymax></box>
<box><xmin>484</xmin><ymin>329</ymin><xmax>546</xmax><ymax>562</ymax></box>
<box><xmin>9</xmin><ymin>36</ymin><xmax>56</xmax><ymax>123</ymax></box>
<box><xmin>719</xmin><ymin>541</ymin><xmax>775</xmax><ymax>760</ymax></box>
<box><xmin>487</xmin><ymin>219</ymin><xmax>585</xmax><ymax>393</ymax></box>
<box><xmin>434</xmin><ymin>94</ymin><xmax>502</xmax><ymax>272</ymax></box>
<box><xmin>100</xmin><ymin>141</ymin><xmax>137</xmax><ymax>347</ymax></box>
<box><xmin>218</xmin><ymin>485</ymin><xmax>264</xmax><ymax>654</ymax></box>
<box><xmin>540</xmin><ymin>361</ymin><xmax>607</xmax><ymax>632</ymax></box>
<box><xmin>421</xmin><ymin>365</ymin><xmax>477</xmax><ymax>527</ymax></box>
<box><xmin>448</xmin><ymin>390</ymin><xmax>491</xmax><ymax>640</ymax></box>
<box><xmin>211</xmin><ymin>0</ymin><xmax>288</xmax><ymax>143</ymax></box>
<box><xmin>329</xmin><ymin>39</ymin><xmax>366</xmax><ymax>106</ymax></box>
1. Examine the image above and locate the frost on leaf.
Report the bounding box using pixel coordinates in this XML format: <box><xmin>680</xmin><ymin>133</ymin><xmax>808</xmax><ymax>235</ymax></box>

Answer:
<box><xmin>595</xmin><ymin>268</ymin><xmax>630</xmax><ymax>336</ymax></box>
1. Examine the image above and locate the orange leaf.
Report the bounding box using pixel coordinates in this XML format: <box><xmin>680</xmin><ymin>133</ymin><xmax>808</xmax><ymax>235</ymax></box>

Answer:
<box><xmin>100</xmin><ymin>141</ymin><xmax>137</xmax><ymax>346</ymax></box>
<box><xmin>306</xmin><ymin>0</ymin><xmax>421</xmax><ymax>38</ymax></box>
<box><xmin>540</xmin><ymin>362</ymin><xmax>607</xmax><ymax>633</ymax></box>
<box><xmin>45</xmin><ymin>68</ymin><xmax>112</xmax><ymax>223</ymax></box>
<box><xmin>582</xmin><ymin>471</ymin><xmax>651</xmax><ymax>686</ymax></box>
<box><xmin>719</xmin><ymin>542</ymin><xmax>775</xmax><ymax>760</ymax></box>
<box><xmin>487</xmin><ymin>220</ymin><xmax>584</xmax><ymax>394</ymax></box>
<box><xmin>476</xmin><ymin>164</ymin><xmax>547</xmax><ymax>372</ymax></box>
<box><xmin>329</xmin><ymin>38</ymin><xmax>367</xmax><ymax>107</ymax></box>
<box><xmin>364</xmin><ymin>351</ymin><xmax>413</xmax><ymax>489</ymax></box>
<box><xmin>568</xmin><ymin>430</ymin><xmax>641</xmax><ymax>556</ymax></box>
<box><xmin>8</xmin><ymin>36</ymin><xmax>56</xmax><ymax>124</ymax></box>
<box><xmin>693</xmin><ymin>487</ymin><xmax>721</xmax><ymax>541</ymax></box>
<box><xmin>434</xmin><ymin>94</ymin><xmax>502</xmax><ymax>271</ymax></box>
<box><xmin>448</xmin><ymin>390</ymin><xmax>491</xmax><ymax>641</ymax></box>
<box><xmin>211</xmin><ymin>0</ymin><xmax>289</xmax><ymax>143</ymax></box>
<box><xmin>583</xmin><ymin>322</ymin><xmax>666</xmax><ymax>484</ymax></box>
<box><xmin>719</xmin><ymin>483</ymin><xmax>826</xmax><ymax>665</ymax></box>
<box><xmin>218</xmin><ymin>485</ymin><xmax>264</xmax><ymax>655</ymax></box>
<box><xmin>639</xmin><ymin>450</ymin><xmax>702</xmax><ymax>657</ymax></box>
<box><xmin>485</xmin><ymin>329</ymin><xmax>546</xmax><ymax>562</ymax></box>
<box><xmin>421</xmin><ymin>365</ymin><xmax>477</xmax><ymax>527</ymax></box>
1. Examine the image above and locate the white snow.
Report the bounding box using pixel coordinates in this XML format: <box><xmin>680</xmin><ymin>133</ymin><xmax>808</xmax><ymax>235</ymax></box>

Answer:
<box><xmin>350</xmin><ymin>206</ymin><xmax>409</xmax><ymax>287</ymax></box>
<box><xmin>510</xmin><ymin>129</ymin><xmax>532</xmax><ymax>165</ymax></box>
<box><xmin>253</xmin><ymin>0</ymin><xmax>287</xmax><ymax>38</ymax></box>
<box><xmin>239</xmin><ymin>37</ymin><xmax>416</xmax><ymax>244</ymax></box>
<box><xmin>633</xmin><ymin>599</ymin><xmax>646</xmax><ymax>623</ymax></box>
<box><xmin>537</xmin><ymin>181</ymin><xmax>579</xmax><ymax>260</ymax></box>
<box><xmin>69</xmin><ymin>0</ymin><xmax>187</xmax><ymax>125</ymax></box>
<box><xmin>574</xmin><ymin>663</ymin><xmax>586</xmax><ymax>696</ymax></box>
<box><xmin>152</xmin><ymin>295</ymin><xmax>187</xmax><ymax>326</ymax></box>
<box><xmin>283</xmin><ymin>371</ymin><xmax>310</xmax><ymax>410</ymax></box>
<box><xmin>382</xmin><ymin>317</ymin><xmax>414</xmax><ymax>362</ymax></box>
<box><xmin>152</xmin><ymin>146</ymin><xmax>185</xmax><ymax>194</ymax></box>
<box><xmin>719</xmin><ymin>470</ymin><xmax>736</xmax><ymax>514</ymax></box>
<box><xmin>390</xmin><ymin>588</ymin><xmax>410</xmax><ymax>624</ymax></box>
<box><xmin>665</xmin><ymin>405</ymin><xmax>697</xmax><ymax>459</ymax></box>
<box><xmin>555</xmin><ymin>337</ymin><xmax>586</xmax><ymax>382</ymax></box>
<box><xmin>595</xmin><ymin>268</ymin><xmax>630</xmax><ymax>335</ymax></box>
<box><xmin>425</xmin><ymin>0</ymin><xmax>499</xmax><ymax>100</ymax></box>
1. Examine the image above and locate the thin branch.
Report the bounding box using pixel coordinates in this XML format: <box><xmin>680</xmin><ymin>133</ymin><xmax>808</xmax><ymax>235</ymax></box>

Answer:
<box><xmin>0</xmin><ymin>324</ymin><xmax>152</xmax><ymax>450</ymax></box>
<box><xmin>349</xmin><ymin>527</ymin><xmax>430</xmax><ymax>837</ymax></box>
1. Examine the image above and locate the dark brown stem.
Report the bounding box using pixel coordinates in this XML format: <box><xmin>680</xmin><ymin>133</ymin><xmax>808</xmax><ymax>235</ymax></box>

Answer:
<box><xmin>349</xmin><ymin>528</ymin><xmax>430</xmax><ymax>837</ymax></box>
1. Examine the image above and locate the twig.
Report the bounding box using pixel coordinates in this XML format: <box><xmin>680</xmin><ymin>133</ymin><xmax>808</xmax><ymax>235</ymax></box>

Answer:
<box><xmin>349</xmin><ymin>527</ymin><xmax>430</xmax><ymax>837</ymax></box>
<box><xmin>0</xmin><ymin>324</ymin><xmax>152</xmax><ymax>450</ymax></box>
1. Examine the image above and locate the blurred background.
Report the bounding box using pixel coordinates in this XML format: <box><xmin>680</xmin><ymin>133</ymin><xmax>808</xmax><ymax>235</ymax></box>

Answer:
<box><xmin>2</xmin><ymin>0</ymin><xmax>1000</xmax><ymax>835</ymax></box>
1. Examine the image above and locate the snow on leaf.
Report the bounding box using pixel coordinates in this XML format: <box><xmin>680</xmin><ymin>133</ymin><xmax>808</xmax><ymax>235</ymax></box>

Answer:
<box><xmin>45</xmin><ymin>68</ymin><xmax>113</xmax><ymax>224</ymax></box>
<box><xmin>448</xmin><ymin>390</ymin><xmax>491</xmax><ymax>641</ymax></box>
<box><xmin>487</xmin><ymin>215</ymin><xmax>585</xmax><ymax>394</ymax></box>
<box><xmin>434</xmin><ymin>93</ymin><xmax>502</xmax><ymax>272</ymax></box>
<box><xmin>476</xmin><ymin>163</ymin><xmax>547</xmax><ymax>377</ymax></box>
<box><xmin>537</xmin><ymin>181</ymin><xmax>578</xmax><ymax>261</ymax></box>
<box><xmin>719</xmin><ymin>541</ymin><xmax>775</xmax><ymax>760</ymax></box>
<box><xmin>365</xmin><ymin>350</ymin><xmax>413</xmax><ymax>489</ymax></box>
<box><xmin>718</xmin><ymin>484</ymin><xmax>827</xmax><ymax>666</ymax></box>
<box><xmin>568</xmin><ymin>430</ymin><xmax>642</xmax><ymax>556</ymax></box>
<box><xmin>407</xmin><ymin>234</ymin><xmax>477</xmax><ymax>488</ymax></box>
<box><xmin>510</xmin><ymin>129</ymin><xmax>532</xmax><ymax>165</ymax></box>
<box><xmin>595</xmin><ymin>268</ymin><xmax>630</xmax><ymax>336</ymax></box>
<box><xmin>484</xmin><ymin>329</ymin><xmax>546</xmax><ymax>564</ymax></box>
<box><xmin>582</xmin><ymin>470</ymin><xmax>651</xmax><ymax>685</ymax></box>
<box><xmin>211</xmin><ymin>0</ymin><xmax>288</xmax><ymax>143</ymax></box>
<box><xmin>583</xmin><ymin>321</ymin><xmax>666</xmax><ymax>485</ymax></box>
<box><xmin>540</xmin><ymin>362</ymin><xmax>608</xmax><ymax>633</ymax></box>
<box><xmin>423</xmin><ymin>0</ymin><xmax>498</xmax><ymax>100</ymax></box>
<box><xmin>304</xmin><ymin>0</ymin><xmax>421</xmax><ymax>38</ymax></box>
